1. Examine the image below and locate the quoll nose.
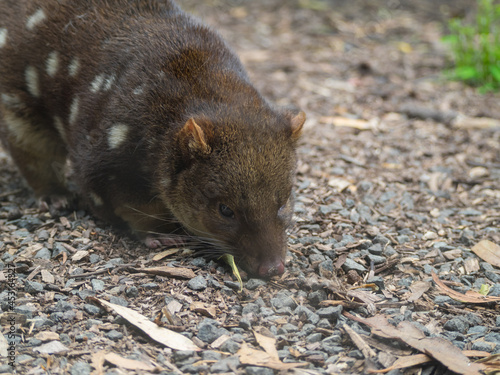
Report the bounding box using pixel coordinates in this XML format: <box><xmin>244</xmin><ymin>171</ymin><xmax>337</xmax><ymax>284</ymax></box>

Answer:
<box><xmin>258</xmin><ymin>257</ymin><xmax>285</xmax><ymax>278</ymax></box>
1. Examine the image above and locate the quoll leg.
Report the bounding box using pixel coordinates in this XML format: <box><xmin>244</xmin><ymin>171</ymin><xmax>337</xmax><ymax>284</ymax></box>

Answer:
<box><xmin>0</xmin><ymin>105</ymin><xmax>69</xmax><ymax>205</ymax></box>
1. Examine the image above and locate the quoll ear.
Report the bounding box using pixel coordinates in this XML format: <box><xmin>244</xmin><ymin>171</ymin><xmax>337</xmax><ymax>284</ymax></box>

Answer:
<box><xmin>289</xmin><ymin>111</ymin><xmax>306</xmax><ymax>140</ymax></box>
<box><xmin>178</xmin><ymin>118</ymin><xmax>212</xmax><ymax>157</ymax></box>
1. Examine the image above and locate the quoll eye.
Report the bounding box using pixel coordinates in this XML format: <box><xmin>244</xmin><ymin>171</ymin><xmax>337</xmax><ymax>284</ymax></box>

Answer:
<box><xmin>219</xmin><ymin>203</ymin><xmax>235</xmax><ymax>218</ymax></box>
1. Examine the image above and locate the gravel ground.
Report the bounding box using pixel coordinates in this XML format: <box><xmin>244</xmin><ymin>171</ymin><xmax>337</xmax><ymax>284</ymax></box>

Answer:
<box><xmin>1</xmin><ymin>0</ymin><xmax>500</xmax><ymax>374</ymax></box>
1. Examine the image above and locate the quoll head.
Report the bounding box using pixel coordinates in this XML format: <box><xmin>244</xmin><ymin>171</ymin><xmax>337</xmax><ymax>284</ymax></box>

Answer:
<box><xmin>160</xmin><ymin>108</ymin><xmax>305</xmax><ymax>277</ymax></box>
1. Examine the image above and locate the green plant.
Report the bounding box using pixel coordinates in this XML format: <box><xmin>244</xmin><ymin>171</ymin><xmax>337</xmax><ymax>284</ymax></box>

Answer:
<box><xmin>442</xmin><ymin>0</ymin><xmax>500</xmax><ymax>92</ymax></box>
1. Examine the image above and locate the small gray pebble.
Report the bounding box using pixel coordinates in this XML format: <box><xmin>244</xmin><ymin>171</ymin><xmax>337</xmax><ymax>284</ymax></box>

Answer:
<box><xmin>366</xmin><ymin>254</ymin><xmax>386</xmax><ymax>265</ymax></box>
<box><xmin>307</xmin><ymin>332</ymin><xmax>323</xmax><ymax>343</ymax></box>
<box><xmin>125</xmin><ymin>286</ymin><xmax>139</xmax><ymax>297</ymax></box>
<box><xmin>54</xmin><ymin>300</ymin><xmax>75</xmax><ymax>312</ymax></box>
<box><xmin>172</xmin><ymin>350</ymin><xmax>196</xmax><ymax>363</ymax></box>
<box><xmin>242</xmin><ymin>303</ymin><xmax>260</xmax><ymax>315</ymax></box>
<box><xmin>190</xmin><ymin>257</ymin><xmax>207</xmax><ymax>267</ymax></box>
<box><xmin>368</xmin><ymin>243</ymin><xmax>383</xmax><ymax>255</ymax></box>
<box><xmin>142</xmin><ymin>282</ymin><xmax>158</xmax><ymax>289</ymax></box>
<box><xmin>316</xmin><ymin>305</ymin><xmax>343</xmax><ymax>322</ymax></box>
<box><xmin>210</xmin><ymin>356</ymin><xmax>240</xmax><ymax>373</ymax></box>
<box><xmin>471</xmin><ymin>341</ymin><xmax>496</xmax><ymax>353</ymax></box>
<box><xmin>106</xmin><ymin>330</ymin><xmax>124</xmax><ymax>341</ymax></box>
<box><xmin>0</xmin><ymin>365</ymin><xmax>14</xmax><ymax>373</ymax></box>
<box><xmin>271</xmin><ymin>291</ymin><xmax>297</xmax><ymax>310</ymax></box>
<box><xmin>443</xmin><ymin>318</ymin><xmax>469</xmax><ymax>333</ymax></box>
<box><xmin>341</xmin><ymin>258</ymin><xmax>366</xmax><ymax>272</ymax></box>
<box><xmin>70</xmin><ymin>361</ymin><xmax>93</xmax><ymax>375</ymax></box>
<box><xmin>294</xmin><ymin>305</ymin><xmax>320</xmax><ymax>325</ymax></box>
<box><xmin>91</xmin><ymin>279</ymin><xmax>105</xmax><ymax>292</ymax></box>
<box><xmin>239</xmin><ymin>318</ymin><xmax>252</xmax><ymax>330</ymax></box>
<box><xmin>35</xmin><ymin>247</ymin><xmax>52</xmax><ymax>259</ymax></box>
<box><xmin>246</xmin><ymin>279</ymin><xmax>266</xmax><ymax>290</ymax></box>
<box><xmin>83</xmin><ymin>304</ymin><xmax>101</xmax><ymax>315</ymax></box>
<box><xmin>85</xmin><ymin>319</ymin><xmax>104</xmax><ymax>329</ymax></box>
<box><xmin>77</xmin><ymin>289</ymin><xmax>96</xmax><ymax>300</ymax></box>
<box><xmin>28</xmin><ymin>338</ymin><xmax>43</xmax><ymax>346</ymax></box>
<box><xmin>197</xmin><ymin>319</ymin><xmax>229</xmax><ymax>344</ymax></box>
<box><xmin>89</xmin><ymin>254</ymin><xmax>101</xmax><ymax>264</ymax></box>
<box><xmin>220</xmin><ymin>339</ymin><xmax>241</xmax><ymax>354</ymax></box>
<box><xmin>202</xmin><ymin>350</ymin><xmax>222</xmax><ymax>361</ymax></box>
<box><xmin>109</xmin><ymin>296</ymin><xmax>128</xmax><ymax>307</ymax></box>
<box><xmin>25</xmin><ymin>280</ymin><xmax>44</xmax><ymax>294</ymax></box>
<box><xmin>60</xmin><ymin>333</ymin><xmax>71</xmax><ymax>346</ymax></box>
<box><xmin>187</xmin><ymin>275</ymin><xmax>207</xmax><ymax>291</ymax></box>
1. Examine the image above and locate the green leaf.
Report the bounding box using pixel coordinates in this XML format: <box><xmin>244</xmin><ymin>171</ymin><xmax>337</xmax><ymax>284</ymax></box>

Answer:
<box><xmin>454</xmin><ymin>66</ymin><xmax>480</xmax><ymax>80</ymax></box>
<box><xmin>490</xmin><ymin>65</ymin><xmax>500</xmax><ymax>82</ymax></box>
<box><xmin>220</xmin><ymin>254</ymin><xmax>243</xmax><ymax>292</ymax></box>
<box><xmin>441</xmin><ymin>35</ymin><xmax>459</xmax><ymax>44</ymax></box>
<box><xmin>479</xmin><ymin>283</ymin><xmax>491</xmax><ymax>296</ymax></box>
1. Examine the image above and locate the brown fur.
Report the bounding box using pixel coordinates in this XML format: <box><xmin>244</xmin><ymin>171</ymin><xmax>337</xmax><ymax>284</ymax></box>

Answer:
<box><xmin>0</xmin><ymin>0</ymin><xmax>305</xmax><ymax>277</ymax></box>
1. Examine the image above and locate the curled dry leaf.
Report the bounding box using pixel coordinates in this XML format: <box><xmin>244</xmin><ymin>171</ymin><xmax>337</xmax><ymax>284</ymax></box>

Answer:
<box><xmin>471</xmin><ymin>240</ymin><xmax>500</xmax><ymax>268</ymax></box>
<box><xmin>237</xmin><ymin>342</ymin><xmax>306</xmax><ymax>370</ymax></box>
<box><xmin>152</xmin><ymin>248</ymin><xmax>181</xmax><ymax>261</ymax></box>
<box><xmin>253</xmin><ymin>330</ymin><xmax>280</xmax><ymax>361</ymax></box>
<box><xmin>345</xmin><ymin>312</ymin><xmax>486</xmax><ymax>375</ymax></box>
<box><xmin>432</xmin><ymin>272</ymin><xmax>500</xmax><ymax>303</ymax></box>
<box><xmin>92</xmin><ymin>298</ymin><xmax>200</xmax><ymax>351</ymax></box>
<box><xmin>104</xmin><ymin>352</ymin><xmax>156</xmax><ymax>371</ymax></box>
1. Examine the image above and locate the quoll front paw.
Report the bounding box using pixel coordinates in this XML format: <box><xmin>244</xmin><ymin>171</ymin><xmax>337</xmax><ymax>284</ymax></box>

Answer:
<box><xmin>38</xmin><ymin>194</ymin><xmax>70</xmax><ymax>212</ymax></box>
<box><xmin>144</xmin><ymin>234</ymin><xmax>186</xmax><ymax>249</ymax></box>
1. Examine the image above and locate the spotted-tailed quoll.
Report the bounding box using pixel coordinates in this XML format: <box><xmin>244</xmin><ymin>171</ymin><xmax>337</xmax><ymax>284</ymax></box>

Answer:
<box><xmin>0</xmin><ymin>0</ymin><xmax>305</xmax><ymax>277</ymax></box>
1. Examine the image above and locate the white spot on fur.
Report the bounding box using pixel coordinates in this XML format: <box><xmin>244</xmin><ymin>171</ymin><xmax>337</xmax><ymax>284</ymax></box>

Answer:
<box><xmin>46</xmin><ymin>51</ymin><xmax>60</xmax><ymax>77</ymax></box>
<box><xmin>108</xmin><ymin>123</ymin><xmax>129</xmax><ymax>149</ymax></box>
<box><xmin>68</xmin><ymin>57</ymin><xmax>80</xmax><ymax>77</ymax></box>
<box><xmin>133</xmin><ymin>86</ymin><xmax>144</xmax><ymax>95</ymax></box>
<box><xmin>1</xmin><ymin>93</ymin><xmax>24</xmax><ymax>109</ymax></box>
<box><xmin>103</xmin><ymin>75</ymin><xmax>116</xmax><ymax>91</ymax></box>
<box><xmin>90</xmin><ymin>74</ymin><xmax>105</xmax><ymax>93</ymax></box>
<box><xmin>69</xmin><ymin>97</ymin><xmax>79</xmax><ymax>125</ymax></box>
<box><xmin>53</xmin><ymin>116</ymin><xmax>67</xmax><ymax>142</ymax></box>
<box><xmin>0</xmin><ymin>28</ymin><xmax>7</xmax><ymax>48</ymax></box>
<box><xmin>89</xmin><ymin>192</ymin><xmax>104</xmax><ymax>206</ymax></box>
<box><xmin>25</xmin><ymin>66</ymin><xmax>40</xmax><ymax>97</ymax></box>
<box><xmin>26</xmin><ymin>9</ymin><xmax>47</xmax><ymax>31</ymax></box>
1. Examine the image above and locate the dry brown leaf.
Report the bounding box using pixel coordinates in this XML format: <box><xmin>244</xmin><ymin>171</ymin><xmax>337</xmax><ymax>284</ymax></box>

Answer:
<box><xmin>253</xmin><ymin>331</ymin><xmax>279</xmax><ymax>361</ymax></box>
<box><xmin>237</xmin><ymin>342</ymin><xmax>306</xmax><ymax>370</ymax></box>
<box><xmin>72</xmin><ymin>250</ymin><xmax>89</xmax><ymax>261</ymax></box>
<box><xmin>33</xmin><ymin>340</ymin><xmax>69</xmax><ymax>354</ymax></box>
<box><xmin>104</xmin><ymin>352</ymin><xmax>156</xmax><ymax>371</ymax></box>
<box><xmin>432</xmin><ymin>272</ymin><xmax>500</xmax><ymax>303</ymax></box>
<box><xmin>190</xmin><ymin>302</ymin><xmax>216</xmax><ymax>318</ymax></box>
<box><xmin>346</xmin><ymin>313</ymin><xmax>486</xmax><ymax>375</ymax></box>
<box><xmin>93</xmin><ymin>298</ymin><xmax>200</xmax><ymax>351</ymax></box>
<box><xmin>320</xmin><ymin>116</ymin><xmax>374</xmax><ymax>130</ymax></box>
<box><xmin>91</xmin><ymin>350</ymin><xmax>106</xmax><ymax>375</ymax></box>
<box><xmin>369</xmin><ymin>353</ymin><xmax>433</xmax><ymax>373</ymax></box>
<box><xmin>453</xmin><ymin>116</ymin><xmax>500</xmax><ymax>129</ymax></box>
<box><xmin>34</xmin><ymin>331</ymin><xmax>59</xmax><ymax>342</ymax></box>
<box><xmin>370</xmin><ymin>351</ymin><xmax>491</xmax><ymax>374</ymax></box>
<box><xmin>343</xmin><ymin>323</ymin><xmax>376</xmax><ymax>358</ymax></box>
<box><xmin>152</xmin><ymin>248</ymin><xmax>181</xmax><ymax>261</ymax></box>
<box><xmin>210</xmin><ymin>334</ymin><xmax>231</xmax><ymax>349</ymax></box>
<box><xmin>137</xmin><ymin>266</ymin><xmax>195</xmax><ymax>279</ymax></box>
<box><xmin>41</xmin><ymin>269</ymin><xmax>55</xmax><ymax>283</ymax></box>
<box><xmin>0</xmin><ymin>331</ymin><xmax>7</xmax><ymax>357</ymax></box>
<box><xmin>471</xmin><ymin>240</ymin><xmax>500</xmax><ymax>268</ymax></box>
<box><xmin>407</xmin><ymin>281</ymin><xmax>431</xmax><ymax>303</ymax></box>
